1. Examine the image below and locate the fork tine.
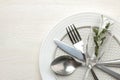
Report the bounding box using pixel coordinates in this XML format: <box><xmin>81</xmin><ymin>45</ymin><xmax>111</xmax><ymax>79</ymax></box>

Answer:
<box><xmin>70</xmin><ymin>25</ymin><xmax>77</xmax><ymax>43</ymax></box>
<box><xmin>66</xmin><ymin>27</ymin><xmax>74</xmax><ymax>44</ymax></box>
<box><xmin>73</xmin><ymin>24</ymin><xmax>82</xmax><ymax>40</ymax></box>
<box><xmin>68</xmin><ymin>26</ymin><xmax>76</xmax><ymax>43</ymax></box>
<box><xmin>70</xmin><ymin>25</ymin><xmax>79</xmax><ymax>42</ymax></box>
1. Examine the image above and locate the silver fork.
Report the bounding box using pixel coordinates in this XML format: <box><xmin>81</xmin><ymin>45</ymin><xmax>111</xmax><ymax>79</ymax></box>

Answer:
<box><xmin>66</xmin><ymin>24</ymin><xmax>98</xmax><ymax>80</ymax></box>
<box><xmin>66</xmin><ymin>24</ymin><xmax>84</xmax><ymax>53</ymax></box>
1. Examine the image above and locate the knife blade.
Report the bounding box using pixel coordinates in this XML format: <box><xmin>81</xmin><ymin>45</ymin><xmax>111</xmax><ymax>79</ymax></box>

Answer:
<box><xmin>54</xmin><ymin>39</ymin><xmax>85</xmax><ymax>62</ymax></box>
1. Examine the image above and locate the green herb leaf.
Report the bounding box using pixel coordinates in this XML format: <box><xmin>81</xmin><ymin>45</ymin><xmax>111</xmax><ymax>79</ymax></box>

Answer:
<box><xmin>105</xmin><ymin>23</ymin><xmax>110</xmax><ymax>29</ymax></box>
<box><xmin>100</xmin><ymin>37</ymin><xmax>106</xmax><ymax>45</ymax></box>
<box><xmin>93</xmin><ymin>27</ymin><xmax>99</xmax><ymax>36</ymax></box>
<box><xmin>93</xmin><ymin>20</ymin><xmax>111</xmax><ymax>57</ymax></box>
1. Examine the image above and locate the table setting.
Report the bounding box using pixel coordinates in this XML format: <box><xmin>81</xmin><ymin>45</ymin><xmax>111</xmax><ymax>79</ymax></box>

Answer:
<box><xmin>39</xmin><ymin>13</ymin><xmax>120</xmax><ymax>80</ymax></box>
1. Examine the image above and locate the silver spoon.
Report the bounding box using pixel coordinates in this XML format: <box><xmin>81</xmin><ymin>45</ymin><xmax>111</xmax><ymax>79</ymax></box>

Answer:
<box><xmin>50</xmin><ymin>55</ymin><xmax>81</xmax><ymax>76</ymax></box>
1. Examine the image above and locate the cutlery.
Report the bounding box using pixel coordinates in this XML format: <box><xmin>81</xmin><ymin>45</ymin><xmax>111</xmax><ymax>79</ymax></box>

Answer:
<box><xmin>51</xmin><ymin>55</ymin><xmax>82</xmax><ymax>76</ymax></box>
<box><xmin>66</xmin><ymin>24</ymin><xmax>98</xmax><ymax>80</ymax></box>
<box><xmin>54</xmin><ymin>39</ymin><xmax>85</xmax><ymax>63</ymax></box>
<box><xmin>50</xmin><ymin>55</ymin><xmax>98</xmax><ymax>78</ymax></box>
<box><xmin>83</xmin><ymin>36</ymin><xmax>98</xmax><ymax>80</ymax></box>
<box><xmin>97</xmin><ymin>59</ymin><xmax>120</xmax><ymax>68</ymax></box>
<box><xmin>54</xmin><ymin>39</ymin><xmax>120</xmax><ymax>79</ymax></box>
<box><xmin>96</xmin><ymin>65</ymin><xmax>120</xmax><ymax>80</ymax></box>
<box><xmin>66</xmin><ymin>24</ymin><xmax>84</xmax><ymax>53</ymax></box>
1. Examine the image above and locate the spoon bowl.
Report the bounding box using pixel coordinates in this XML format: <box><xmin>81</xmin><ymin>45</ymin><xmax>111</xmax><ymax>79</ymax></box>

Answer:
<box><xmin>51</xmin><ymin>55</ymin><xmax>81</xmax><ymax>76</ymax></box>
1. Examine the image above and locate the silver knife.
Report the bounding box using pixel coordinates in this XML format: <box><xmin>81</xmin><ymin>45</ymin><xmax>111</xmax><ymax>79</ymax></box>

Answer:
<box><xmin>96</xmin><ymin>65</ymin><xmax>120</xmax><ymax>80</ymax></box>
<box><xmin>54</xmin><ymin>39</ymin><xmax>85</xmax><ymax>62</ymax></box>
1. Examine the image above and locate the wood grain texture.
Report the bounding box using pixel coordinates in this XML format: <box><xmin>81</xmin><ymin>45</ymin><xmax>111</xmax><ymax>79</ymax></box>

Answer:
<box><xmin>0</xmin><ymin>0</ymin><xmax>120</xmax><ymax>80</ymax></box>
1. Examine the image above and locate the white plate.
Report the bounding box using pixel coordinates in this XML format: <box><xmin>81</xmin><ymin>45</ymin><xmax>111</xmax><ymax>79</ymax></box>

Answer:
<box><xmin>39</xmin><ymin>13</ymin><xmax>120</xmax><ymax>80</ymax></box>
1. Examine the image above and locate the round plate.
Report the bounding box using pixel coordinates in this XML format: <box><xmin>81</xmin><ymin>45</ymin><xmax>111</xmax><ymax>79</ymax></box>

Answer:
<box><xmin>39</xmin><ymin>13</ymin><xmax>120</xmax><ymax>80</ymax></box>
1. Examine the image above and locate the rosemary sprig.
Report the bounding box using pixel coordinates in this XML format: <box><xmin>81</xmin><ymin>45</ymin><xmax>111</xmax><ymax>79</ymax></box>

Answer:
<box><xmin>93</xmin><ymin>22</ymin><xmax>110</xmax><ymax>57</ymax></box>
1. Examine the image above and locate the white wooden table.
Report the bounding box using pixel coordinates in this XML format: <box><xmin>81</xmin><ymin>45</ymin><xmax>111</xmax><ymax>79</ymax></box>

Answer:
<box><xmin>0</xmin><ymin>0</ymin><xmax>120</xmax><ymax>80</ymax></box>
